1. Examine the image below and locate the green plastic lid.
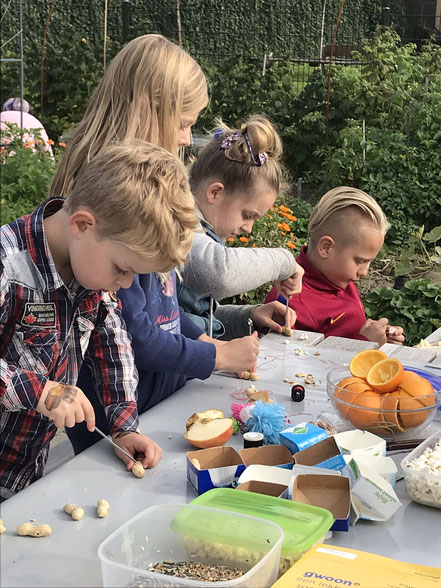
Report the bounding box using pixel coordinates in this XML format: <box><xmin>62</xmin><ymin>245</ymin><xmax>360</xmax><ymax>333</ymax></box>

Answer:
<box><xmin>191</xmin><ymin>488</ymin><xmax>333</xmax><ymax>556</ymax></box>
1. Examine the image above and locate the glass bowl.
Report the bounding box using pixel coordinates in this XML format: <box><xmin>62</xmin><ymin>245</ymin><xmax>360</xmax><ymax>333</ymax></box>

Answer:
<box><xmin>326</xmin><ymin>366</ymin><xmax>441</xmax><ymax>439</ymax></box>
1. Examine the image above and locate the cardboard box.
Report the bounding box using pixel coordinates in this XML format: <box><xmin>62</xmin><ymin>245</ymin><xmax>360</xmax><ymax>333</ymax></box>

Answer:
<box><xmin>294</xmin><ymin>436</ymin><xmax>346</xmax><ymax>471</ymax></box>
<box><xmin>279</xmin><ymin>422</ymin><xmax>328</xmax><ymax>454</ymax></box>
<box><xmin>334</xmin><ymin>429</ymin><xmax>386</xmax><ymax>457</ymax></box>
<box><xmin>351</xmin><ymin>455</ymin><xmax>397</xmax><ymax>488</ymax></box>
<box><xmin>236</xmin><ymin>480</ymin><xmax>288</xmax><ymax>498</ymax></box>
<box><xmin>240</xmin><ymin>444</ymin><xmax>294</xmax><ymax>469</ymax></box>
<box><xmin>186</xmin><ymin>446</ymin><xmax>245</xmax><ymax>495</ymax></box>
<box><xmin>344</xmin><ymin>457</ymin><xmax>401</xmax><ymax>524</ymax></box>
<box><xmin>271</xmin><ymin>544</ymin><xmax>441</xmax><ymax>588</ymax></box>
<box><xmin>237</xmin><ymin>464</ymin><xmax>293</xmax><ymax>488</ymax></box>
<box><xmin>291</xmin><ymin>474</ymin><xmax>351</xmax><ymax>532</ymax></box>
<box><xmin>287</xmin><ymin>464</ymin><xmax>341</xmax><ymax>500</ymax></box>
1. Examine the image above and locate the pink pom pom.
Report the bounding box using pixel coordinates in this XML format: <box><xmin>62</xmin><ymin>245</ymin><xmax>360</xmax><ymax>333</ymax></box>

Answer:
<box><xmin>231</xmin><ymin>403</ymin><xmax>247</xmax><ymax>423</ymax></box>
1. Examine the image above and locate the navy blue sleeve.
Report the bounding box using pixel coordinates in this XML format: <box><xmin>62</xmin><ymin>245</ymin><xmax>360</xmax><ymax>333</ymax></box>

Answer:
<box><xmin>118</xmin><ymin>275</ymin><xmax>215</xmax><ymax>379</ymax></box>
<box><xmin>180</xmin><ymin>307</ymin><xmax>204</xmax><ymax>339</ymax></box>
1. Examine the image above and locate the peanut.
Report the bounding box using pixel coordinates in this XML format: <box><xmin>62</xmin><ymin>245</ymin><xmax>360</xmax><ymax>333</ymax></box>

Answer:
<box><xmin>282</xmin><ymin>326</ymin><xmax>293</xmax><ymax>337</ymax></box>
<box><xmin>97</xmin><ymin>498</ymin><xmax>110</xmax><ymax>518</ymax></box>
<box><xmin>132</xmin><ymin>460</ymin><xmax>145</xmax><ymax>478</ymax></box>
<box><xmin>63</xmin><ymin>503</ymin><xmax>84</xmax><ymax>521</ymax></box>
<box><xmin>249</xmin><ymin>372</ymin><xmax>259</xmax><ymax>381</ymax></box>
<box><xmin>0</xmin><ymin>519</ymin><xmax>5</xmax><ymax>534</ymax></box>
<box><xmin>16</xmin><ymin>523</ymin><xmax>51</xmax><ymax>537</ymax></box>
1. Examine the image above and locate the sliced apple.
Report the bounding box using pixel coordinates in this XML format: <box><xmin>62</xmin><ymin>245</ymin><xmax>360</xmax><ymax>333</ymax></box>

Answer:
<box><xmin>184</xmin><ymin>417</ymin><xmax>233</xmax><ymax>449</ymax></box>
<box><xmin>185</xmin><ymin>409</ymin><xmax>225</xmax><ymax>431</ymax></box>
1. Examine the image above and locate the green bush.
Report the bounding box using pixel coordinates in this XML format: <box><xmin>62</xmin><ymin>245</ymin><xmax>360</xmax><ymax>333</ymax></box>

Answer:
<box><xmin>1</xmin><ymin>124</ymin><xmax>62</xmax><ymax>225</ymax></box>
<box><xmin>363</xmin><ymin>279</ymin><xmax>441</xmax><ymax>346</ymax></box>
<box><xmin>288</xmin><ymin>28</ymin><xmax>441</xmax><ymax>244</ymax></box>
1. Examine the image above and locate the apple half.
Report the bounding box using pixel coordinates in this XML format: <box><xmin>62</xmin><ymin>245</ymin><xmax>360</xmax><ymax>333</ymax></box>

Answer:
<box><xmin>185</xmin><ymin>408</ymin><xmax>225</xmax><ymax>431</ymax></box>
<box><xmin>184</xmin><ymin>417</ymin><xmax>233</xmax><ymax>449</ymax></box>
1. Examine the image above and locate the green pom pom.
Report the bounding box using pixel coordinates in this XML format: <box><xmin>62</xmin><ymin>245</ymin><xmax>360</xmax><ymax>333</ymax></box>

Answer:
<box><xmin>230</xmin><ymin>417</ymin><xmax>240</xmax><ymax>435</ymax></box>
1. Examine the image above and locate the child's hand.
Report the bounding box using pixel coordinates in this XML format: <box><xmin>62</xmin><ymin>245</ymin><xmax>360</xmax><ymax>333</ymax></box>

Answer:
<box><xmin>251</xmin><ymin>301</ymin><xmax>297</xmax><ymax>332</ymax></box>
<box><xmin>386</xmin><ymin>325</ymin><xmax>405</xmax><ymax>345</ymax></box>
<box><xmin>275</xmin><ymin>264</ymin><xmax>304</xmax><ymax>298</ymax></box>
<box><xmin>111</xmin><ymin>432</ymin><xmax>162</xmax><ymax>470</ymax></box>
<box><xmin>36</xmin><ymin>380</ymin><xmax>95</xmax><ymax>431</ymax></box>
<box><xmin>359</xmin><ymin>318</ymin><xmax>389</xmax><ymax>346</ymax></box>
<box><xmin>215</xmin><ymin>331</ymin><xmax>260</xmax><ymax>373</ymax></box>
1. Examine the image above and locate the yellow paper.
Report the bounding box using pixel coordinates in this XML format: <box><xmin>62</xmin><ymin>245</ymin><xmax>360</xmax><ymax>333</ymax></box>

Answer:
<box><xmin>272</xmin><ymin>544</ymin><xmax>441</xmax><ymax>588</ymax></box>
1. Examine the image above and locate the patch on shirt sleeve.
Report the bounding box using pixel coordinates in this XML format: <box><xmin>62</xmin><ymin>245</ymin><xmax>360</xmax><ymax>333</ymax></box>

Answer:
<box><xmin>21</xmin><ymin>302</ymin><xmax>56</xmax><ymax>328</ymax></box>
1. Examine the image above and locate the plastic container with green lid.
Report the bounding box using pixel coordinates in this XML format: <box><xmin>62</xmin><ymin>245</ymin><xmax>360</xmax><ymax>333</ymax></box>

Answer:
<box><xmin>191</xmin><ymin>487</ymin><xmax>334</xmax><ymax>576</ymax></box>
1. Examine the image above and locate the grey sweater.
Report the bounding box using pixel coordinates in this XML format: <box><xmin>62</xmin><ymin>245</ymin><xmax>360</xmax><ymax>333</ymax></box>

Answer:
<box><xmin>181</xmin><ymin>225</ymin><xmax>298</xmax><ymax>301</ymax></box>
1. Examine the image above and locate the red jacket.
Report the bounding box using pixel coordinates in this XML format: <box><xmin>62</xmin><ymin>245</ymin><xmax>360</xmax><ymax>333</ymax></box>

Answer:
<box><xmin>265</xmin><ymin>246</ymin><xmax>368</xmax><ymax>340</ymax></box>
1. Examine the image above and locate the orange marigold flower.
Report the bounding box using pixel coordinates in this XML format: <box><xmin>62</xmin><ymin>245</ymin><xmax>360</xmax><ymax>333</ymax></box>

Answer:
<box><xmin>286</xmin><ymin>242</ymin><xmax>296</xmax><ymax>249</ymax></box>
<box><xmin>227</xmin><ymin>237</ymin><xmax>235</xmax><ymax>242</ymax></box>
<box><xmin>282</xmin><ymin>222</ymin><xmax>290</xmax><ymax>232</ymax></box>
<box><xmin>279</xmin><ymin>205</ymin><xmax>291</xmax><ymax>213</ymax></box>
<box><xmin>59</xmin><ymin>142</ymin><xmax>67</xmax><ymax>147</ymax></box>
<box><xmin>281</xmin><ymin>232</ymin><xmax>286</xmax><ymax>236</ymax></box>
<box><xmin>251</xmin><ymin>243</ymin><xmax>257</xmax><ymax>247</ymax></box>
<box><xmin>286</xmin><ymin>214</ymin><xmax>297</xmax><ymax>221</ymax></box>
<box><xmin>277</xmin><ymin>223</ymin><xmax>284</xmax><ymax>229</ymax></box>
<box><xmin>47</xmin><ymin>139</ymin><xmax>54</xmax><ymax>145</ymax></box>
<box><xmin>239</xmin><ymin>236</ymin><xmax>249</xmax><ymax>243</ymax></box>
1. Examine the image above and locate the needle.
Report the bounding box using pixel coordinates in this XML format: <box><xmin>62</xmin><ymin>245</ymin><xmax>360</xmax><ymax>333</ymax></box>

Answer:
<box><xmin>284</xmin><ymin>296</ymin><xmax>290</xmax><ymax>327</ymax></box>
<box><xmin>94</xmin><ymin>426</ymin><xmax>137</xmax><ymax>463</ymax></box>
<box><xmin>208</xmin><ymin>297</ymin><xmax>213</xmax><ymax>338</ymax></box>
<box><xmin>247</xmin><ymin>318</ymin><xmax>254</xmax><ymax>336</ymax></box>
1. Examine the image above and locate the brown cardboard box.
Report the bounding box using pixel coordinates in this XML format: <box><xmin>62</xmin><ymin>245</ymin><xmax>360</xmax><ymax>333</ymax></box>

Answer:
<box><xmin>186</xmin><ymin>446</ymin><xmax>246</xmax><ymax>494</ymax></box>
<box><xmin>291</xmin><ymin>473</ymin><xmax>350</xmax><ymax>531</ymax></box>
<box><xmin>240</xmin><ymin>444</ymin><xmax>294</xmax><ymax>468</ymax></box>
<box><xmin>294</xmin><ymin>436</ymin><xmax>346</xmax><ymax>471</ymax></box>
<box><xmin>237</xmin><ymin>480</ymin><xmax>288</xmax><ymax>498</ymax></box>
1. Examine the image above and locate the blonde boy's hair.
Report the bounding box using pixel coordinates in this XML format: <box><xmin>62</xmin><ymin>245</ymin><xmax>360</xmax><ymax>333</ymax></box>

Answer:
<box><xmin>189</xmin><ymin>114</ymin><xmax>285</xmax><ymax>197</ymax></box>
<box><xmin>64</xmin><ymin>141</ymin><xmax>199</xmax><ymax>271</ymax></box>
<box><xmin>51</xmin><ymin>34</ymin><xmax>208</xmax><ymax>198</ymax></box>
<box><xmin>308</xmin><ymin>187</ymin><xmax>390</xmax><ymax>246</ymax></box>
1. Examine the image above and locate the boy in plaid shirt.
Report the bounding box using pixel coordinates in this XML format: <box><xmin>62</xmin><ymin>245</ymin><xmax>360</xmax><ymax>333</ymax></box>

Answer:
<box><xmin>0</xmin><ymin>140</ymin><xmax>198</xmax><ymax>500</ymax></box>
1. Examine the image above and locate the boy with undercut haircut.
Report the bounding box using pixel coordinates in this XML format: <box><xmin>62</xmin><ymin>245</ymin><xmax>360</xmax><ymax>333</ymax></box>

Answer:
<box><xmin>265</xmin><ymin>187</ymin><xmax>405</xmax><ymax>346</ymax></box>
<box><xmin>0</xmin><ymin>140</ymin><xmax>198</xmax><ymax>500</ymax></box>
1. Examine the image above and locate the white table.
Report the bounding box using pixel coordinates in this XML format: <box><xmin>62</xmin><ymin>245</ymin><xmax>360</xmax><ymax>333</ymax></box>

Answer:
<box><xmin>1</xmin><ymin>333</ymin><xmax>441</xmax><ymax>587</ymax></box>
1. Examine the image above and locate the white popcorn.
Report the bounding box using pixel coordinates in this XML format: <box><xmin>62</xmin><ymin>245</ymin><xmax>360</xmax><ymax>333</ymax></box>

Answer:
<box><xmin>404</xmin><ymin>439</ymin><xmax>441</xmax><ymax>508</ymax></box>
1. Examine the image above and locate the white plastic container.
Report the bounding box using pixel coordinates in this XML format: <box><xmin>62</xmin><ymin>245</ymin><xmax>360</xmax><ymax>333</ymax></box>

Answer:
<box><xmin>98</xmin><ymin>503</ymin><xmax>284</xmax><ymax>588</ymax></box>
<box><xmin>401</xmin><ymin>430</ymin><xmax>441</xmax><ymax>509</ymax></box>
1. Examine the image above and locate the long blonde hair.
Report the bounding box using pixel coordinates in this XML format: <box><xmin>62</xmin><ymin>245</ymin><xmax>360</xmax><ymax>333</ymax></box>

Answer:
<box><xmin>50</xmin><ymin>34</ymin><xmax>208</xmax><ymax>197</ymax></box>
<box><xmin>64</xmin><ymin>140</ymin><xmax>199</xmax><ymax>270</ymax></box>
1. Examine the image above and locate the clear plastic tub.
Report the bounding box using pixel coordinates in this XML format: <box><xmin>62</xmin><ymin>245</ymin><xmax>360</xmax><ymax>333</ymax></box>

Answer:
<box><xmin>98</xmin><ymin>503</ymin><xmax>284</xmax><ymax>588</ymax></box>
<box><xmin>401</xmin><ymin>430</ymin><xmax>441</xmax><ymax>509</ymax></box>
<box><xmin>191</xmin><ymin>488</ymin><xmax>334</xmax><ymax>576</ymax></box>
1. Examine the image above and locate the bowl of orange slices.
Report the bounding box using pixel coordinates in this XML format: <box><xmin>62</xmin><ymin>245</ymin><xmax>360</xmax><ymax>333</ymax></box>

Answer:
<box><xmin>327</xmin><ymin>350</ymin><xmax>441</xmax><ymax>438</ymax></box>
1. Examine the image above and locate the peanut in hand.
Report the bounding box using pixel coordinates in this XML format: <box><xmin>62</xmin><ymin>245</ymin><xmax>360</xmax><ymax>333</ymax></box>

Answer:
<box><xmin>132</xmin><ymin>460</ymin><xmax>145</xmax><ymax>478</ymax></box>
<box><xmin>63</xmin><ymin>503</ymin><xmax>84</xmax><ymax>521</ymax></box>
<box><xmin>0</xmin><ymin>519</ymin><xmax>6</xmax><ymax>534</ymax></box>
<box><xmin>97</xmin><ymin>499</ymin><xmax>110</xmax><ymax>518</ymax></box>
<box><xmin>16</xmin><ymin>523</ymin><xmax>52</xmax><ymax>537</ymax></box>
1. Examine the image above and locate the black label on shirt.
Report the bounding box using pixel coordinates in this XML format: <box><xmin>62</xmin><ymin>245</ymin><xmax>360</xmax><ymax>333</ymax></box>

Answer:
<box><xmin>21</xmin><ymin>302</ymin><xmax>56</xmax><ymax>328</ymax></box>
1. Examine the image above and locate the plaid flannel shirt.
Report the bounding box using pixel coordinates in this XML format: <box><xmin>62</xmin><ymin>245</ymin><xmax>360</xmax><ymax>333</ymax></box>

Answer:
<box><xmin>0</xmin><ymin>198</ymin><xmax>139</xmax><ymax>494</ymax></box>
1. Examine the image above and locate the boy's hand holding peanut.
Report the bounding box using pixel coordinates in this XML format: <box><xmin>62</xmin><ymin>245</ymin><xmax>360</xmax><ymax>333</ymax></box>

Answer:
<box><xmin>111</xmin><ymin>431</ymin><xmax>162</xmax><ymax>471</ymax></box>
<box><xmin>386</xmin><ymin>325</ymin><xmax>405</xmax><ymax>345</ymax></box>
<box><xmin>360</xmin><ymin>317</ymin><xmax>389</xmax><ymax>346</ymax></box>
<box><xmin>36</xmin><ymin>381</ymin><xmax>95</xmax><ymax>431</ymax></box>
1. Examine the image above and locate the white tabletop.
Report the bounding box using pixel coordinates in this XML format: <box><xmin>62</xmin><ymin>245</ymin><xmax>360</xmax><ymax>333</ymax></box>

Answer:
<box><xmin>1</xmin><ymin>333</ymin><xmax>441</xmax><ymax>587</ymax></box>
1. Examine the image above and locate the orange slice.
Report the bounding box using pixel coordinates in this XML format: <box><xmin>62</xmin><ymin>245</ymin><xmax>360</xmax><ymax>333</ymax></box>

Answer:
<box><xmin>349</xmin><ymin>349</ymin><xmax>388</xmax><ymax>379</ymax></box>
<box><xmin>366</xmin><ymin>358</ymin><xmax>404</xmax><ymax>393</ymax></box>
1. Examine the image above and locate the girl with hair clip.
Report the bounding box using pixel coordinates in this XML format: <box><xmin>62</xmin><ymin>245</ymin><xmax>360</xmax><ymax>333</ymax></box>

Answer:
<box><xmin>56</xmin><ymin>34</ymin><xmax>261</xmax><ymax>455</ymax></box>
<box><xmin>178</xmin><ymin>114</ymin><xmax>304</xmax><ymax>340</ymax></box>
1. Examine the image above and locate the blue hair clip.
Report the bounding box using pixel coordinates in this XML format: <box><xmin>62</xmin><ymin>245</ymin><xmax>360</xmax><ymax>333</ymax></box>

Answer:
<box><xmin>243</xmin><ymin>131</ymin><xmax>267</xmax><ymax>166</ymax></box>
<box><xmin>213</xmin><ymin>129</ymin><xmax>224</xmax><ymax>139</ymax></box>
